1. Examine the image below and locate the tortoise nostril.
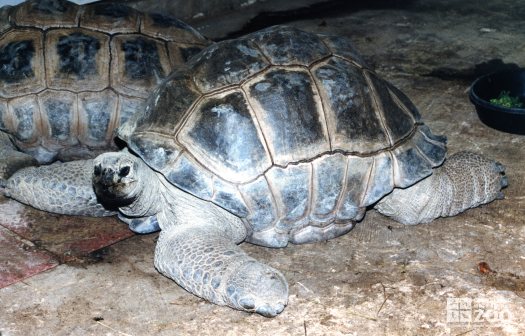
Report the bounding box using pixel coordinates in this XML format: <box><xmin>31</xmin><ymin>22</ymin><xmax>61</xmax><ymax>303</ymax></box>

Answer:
<box><xmin>119</xmin><ymin>166</ymin><xmax>131</xmax><ymax>177</ymax></box>
<box><xmin>94</xmin><ymin>164</ymin><xmax>102</xmax><ymax>177</ymax></box>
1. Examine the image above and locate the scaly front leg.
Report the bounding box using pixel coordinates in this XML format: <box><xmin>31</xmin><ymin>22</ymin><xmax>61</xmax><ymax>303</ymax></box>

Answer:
<box><xmin>3</xmin><ymin>159</ymin><xmax>115</xmax><ymax>217</ymax></box>
<box><xmin>154</xmin><ymin>219</ymin><xmax>289</xmax><ymax>317</ymax></box>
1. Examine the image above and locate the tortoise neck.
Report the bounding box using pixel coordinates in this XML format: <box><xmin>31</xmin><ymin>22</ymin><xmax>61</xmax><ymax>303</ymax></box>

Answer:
<box><xmin>155</xmin><ymin>174</ymin><xmax>247</xmax><ymax>243</ymax></box>
<box><xmin>119</xmin><ymin>165</ymin><xmax>164</xmax><ymax>218</ymax></box>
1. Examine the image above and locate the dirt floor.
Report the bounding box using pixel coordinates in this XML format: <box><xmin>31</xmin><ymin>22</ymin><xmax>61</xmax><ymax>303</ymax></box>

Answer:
<box><xmin>1</xmin><ymin>0</ymin><xmax>524</xmax><ymax>335</ymax></box>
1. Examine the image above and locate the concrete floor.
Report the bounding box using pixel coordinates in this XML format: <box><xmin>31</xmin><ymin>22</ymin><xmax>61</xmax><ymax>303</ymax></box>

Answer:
<box><xmin>1</xmin><ymin>0</ymin><xmax>525</xmax><ymax>335</ymax></box>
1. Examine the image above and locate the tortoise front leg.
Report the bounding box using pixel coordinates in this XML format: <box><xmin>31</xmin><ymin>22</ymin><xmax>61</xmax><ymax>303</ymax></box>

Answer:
<box><xmin>154</xmin><ymin>219</ymin><xmax>289</xmax><ymax>317</ymax></box>
<box><xmin>375</xmin><ymin>151</ymin><xmax>507</xmax><ymax>225</ymax></box>
<box><xmin>3</xmin><ymin>159</ymin><xmax>115</xmax><ymax>217</ymax></box>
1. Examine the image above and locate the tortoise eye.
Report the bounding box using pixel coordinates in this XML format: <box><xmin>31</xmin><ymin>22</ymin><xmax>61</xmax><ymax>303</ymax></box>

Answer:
<box><xmin>119</xmin><ymin>166</ymin><xmax>131</xmax><ymax>177</ymax></box>
<box><xmin>94</xmin><ymin>164</ymin><xmax>102</xmax><ymax>176</ymax></box>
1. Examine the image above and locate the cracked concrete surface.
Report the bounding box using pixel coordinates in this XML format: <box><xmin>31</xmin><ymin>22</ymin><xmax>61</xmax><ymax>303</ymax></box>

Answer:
<box><xmin>1</xmin><ymin>0</ymin><xmax>524</xmax><ymax>335</ymax></box>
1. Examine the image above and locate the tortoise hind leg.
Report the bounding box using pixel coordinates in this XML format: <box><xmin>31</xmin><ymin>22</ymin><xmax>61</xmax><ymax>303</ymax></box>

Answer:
<box><xmin>0</xmin><ymin>132</ymin><xmax>38</xmax><ymax>181</ymax></box>
<box><xmin>375</xmin><ymin>151</ymin><xmax>507</xmax><ymax>225</ymax></box>
<box><xmin>154</xmin><ymin>217</ymin><xmax>288</xmax><ymax>317</ymax></box>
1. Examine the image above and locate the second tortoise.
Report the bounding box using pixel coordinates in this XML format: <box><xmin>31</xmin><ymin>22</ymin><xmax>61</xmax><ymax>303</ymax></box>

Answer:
<box><xmin>0</xmin><ymin>0</ymin><xmax>209</xmax><ymax>179</ymax></box>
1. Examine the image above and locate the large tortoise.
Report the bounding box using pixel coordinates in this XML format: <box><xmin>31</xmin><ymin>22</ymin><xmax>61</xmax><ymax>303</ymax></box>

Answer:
<box><xmin>4</xmin><ymin>26</ymin><xmax>507</xmax><ymax>316</ymax></box>
<box><xmin>0</xmin><ymin>0</ymin><xmax>209</xmax><ymax>179</ymax></box>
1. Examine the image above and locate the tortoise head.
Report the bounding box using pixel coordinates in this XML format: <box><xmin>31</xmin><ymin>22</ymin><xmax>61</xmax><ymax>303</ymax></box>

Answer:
<box><xmin>92</xmin><ymin>151</ymin><xmax>143</xmax><ymax>207</ymax></box>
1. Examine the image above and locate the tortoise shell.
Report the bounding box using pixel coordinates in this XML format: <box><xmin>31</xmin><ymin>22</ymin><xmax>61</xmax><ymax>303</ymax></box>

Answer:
<box><xmin>0</xmin><ymin>0</ymin><xmax>209</xmax><ymax>163</ymax></box>
<box><xmin>119</xmin><ymin>26</ymin><xmax>447</xmax><ymax>247</ymax></box>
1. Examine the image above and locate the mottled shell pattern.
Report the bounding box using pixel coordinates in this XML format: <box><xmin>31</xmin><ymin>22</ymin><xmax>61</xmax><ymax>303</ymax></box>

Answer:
<box><xmin>0</xmin><ymin>0</ymin><xmax>209</xmax><ymax>162</ymax></box>
<box><xmin>119</xmin><ymin>26</ymin><xmax>447</xmax><ymax>247</ymax></box>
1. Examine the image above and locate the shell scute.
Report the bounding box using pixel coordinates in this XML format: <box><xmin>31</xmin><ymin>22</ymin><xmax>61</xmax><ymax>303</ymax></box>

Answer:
<box><xmin>392</xmin><ymin>141</ymin><xmax>435</xmax><ymax>188</ymax></box>
<box><xmin>212</xmin><ymin>177</ymin><xmax>249</xmax><ymax>218</ymax></box>
<box><xmin>310</xmin><ymin>153</ymin><xmax>347</xmax><ymax>221</ymax></box>
<box><xmin>165</xmin><ymin>154</ymin><xmax>214</xmax><ymax>200</ymax></box>
<box><xmin>13</xmin><ymin>0</ymin><xmax>79</xmax><ymax>29</ymax></box>
<box><xmin>335</xmin><ymin>156</ymin><xmax>372</xmax><ymax>221</ymax></box>
<box><xmin>38</xmin><ymin>90</ymin><xmax>77</xmax><ymax>144</ymax></box>
<box><xmin>156</xmin><ymin>75</ymin><xmax>200</xmax><ymax>129</ymax></box>
<box><xmin>0</xmin><ymin>29</ymin><xmax>45</xmax><ymax>98</ymax></box>
<box><xmin>238</xmin><ymin>176</ymin><xmax>278</xmax><ymax>233</ymax></box>
<box><xmin>167</xmin><ymin>42</ymin><xmax>204</xmax><ymax>69</ymax></box>
<box><xmin>77</xmin><ymin>90</ymin><xmax>118</xmax><ymax>147</ymax></box>
<box><xmin>290</xmin><ymin>222</ymin><xmax>355</xmax><ymax>245</ymax></box>
<box><xmin>141</xmin><ymin>12</ymin><xmax>208</xmax><ymax>44</ymax></box>
<box><xmin>367</xmin><ymin>71</ymin><xmax>417</xmax><ymax>145</ymax></box>
<box><xmin>386</xmin><ymin>82</ymin><xmax>422</xmax><ymax>122</ymax></box>
<box><xmin>362</xmin><ymin>152</ymin><xmax>394</xmax><ymax>205</ymax></box>
<box><xmin>110</xmin><ymin>34</ymin><xmax>171</xmax><ymax>98</ymax></box>
<box><xmin>127</xmin><ymin>133</ymin><xmax>180</xmax><ymax>174</ymax></box>
<box><xmin>80</xmin><ymin>2</ymin><xmax>139</xmax><ymax>33</ymax></box>
<box><xmin>125</xmin><ymin>73</ymin><xmax>201</xmax><ymax>138</ymax></box>
<box><xmin>265</xmin><ymin>163</ymin><xmax>311</xmax><ymax>224</ymax></box>
<box><xmin>9</xmin><ymin>95</ymin><xmax>39</xmax><ymax>143</ymax></box>
<box><xmin>245</xmin><ymin>68</ymin><xmax>329</xmax><ymax>165</ymax></box>
<box><xmin>0</xmin><ymin>100</ymin><xmax>9</xmax><ymax>131</ymax></box>
<box><xmin>320</xmin><ymin>34</ymin><xmax>368</xmax><ymax>68</ymax></box>
<box><xmin>252</xmin><ymin>26</ymin><xmax>330</xmax><ymax>66</ymax></box>
<box><xmin>46</xmin><ymin>28</ymin><xmax>109</xmax><ymax>92</ymax></box>
<box><xmin>179</xmin><ymin>90</ymin><xmax>272</xmax><ymax>183</ymax></box>
<box><xmin>414</xmin><ymin>125</ymin><xmax>447</xmax><ymax>166</ymax></box>
<box><xmin>117</xmin><ymin>95</ymin><xmax>144</xmax><ymax>127</ymax></box>
<box><xmin>191</xmin><ymin>39</ymin><xmax>269</xmax><ymax>93</ymax></box>
<box><xmin>0</xmin><ymin>6</ymin><xmax>14</xmax><ymax>34</ymax></box>
<box><xmin>313</xmin><ymin>57</ymin><xmax>389</xmax><ymax>153</ymax></box>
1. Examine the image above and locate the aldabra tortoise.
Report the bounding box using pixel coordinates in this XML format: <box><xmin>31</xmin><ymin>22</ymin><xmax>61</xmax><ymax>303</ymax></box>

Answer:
<box><xmin>4</xmin><ymin>26</ymin><xmax>507</xmax><ymax>316</ymax></box>
<box><xmin>0</xmin><ymin>0</ymin><xmax>209</xmax><ymax>179</ymax></box>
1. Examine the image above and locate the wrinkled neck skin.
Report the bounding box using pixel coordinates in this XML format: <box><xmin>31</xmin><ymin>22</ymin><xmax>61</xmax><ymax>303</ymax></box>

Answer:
<box><xmin>116</xmin><ymin>163</ymin><xmax>163</xmax><ymax>218</ymax></box>
<box><xmin>119</xmin><ymin>167</ymin><xmax>246</xmax><ymax>243</ymax></box>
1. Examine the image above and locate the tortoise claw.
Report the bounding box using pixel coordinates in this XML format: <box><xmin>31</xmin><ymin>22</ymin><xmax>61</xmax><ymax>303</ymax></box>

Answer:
<box><xmin>494</xmin><ymin>161</ymin><xmax>506</xmax><ymax>173</ymax></box>
<box><xmin>256</xmin><ymin>303</ymin><xmax>286</xmax><ymax>318</ymax></box>
<box><xmin>500</xmin><ymin>175</ymin><xmax>509</xmax><ymax>188</ymax></box>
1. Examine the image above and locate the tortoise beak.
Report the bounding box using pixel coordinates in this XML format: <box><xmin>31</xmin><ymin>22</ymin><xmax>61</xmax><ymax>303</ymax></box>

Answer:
<box><xmin>98</xmin><ymin>168</ymin><xmax>118</xmax><ymax>188</ymax></box>
<box><xmin>93</xmin><ymin>167</ymin><xmax>119</xmax><ymax>199</ymax></box>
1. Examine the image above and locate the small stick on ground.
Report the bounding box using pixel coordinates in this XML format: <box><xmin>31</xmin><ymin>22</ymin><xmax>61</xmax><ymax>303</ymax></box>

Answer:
<box><xmin>96</xmin><ymin>321</ymin><xmax>133</xmax><ymax>336</ymax></box>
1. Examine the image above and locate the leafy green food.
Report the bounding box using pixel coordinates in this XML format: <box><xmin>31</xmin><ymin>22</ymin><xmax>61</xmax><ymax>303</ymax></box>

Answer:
<box><xmin>489</xmin><ymin>91</ymin><xmax>524</xmax><ymax>108</ymax></box>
